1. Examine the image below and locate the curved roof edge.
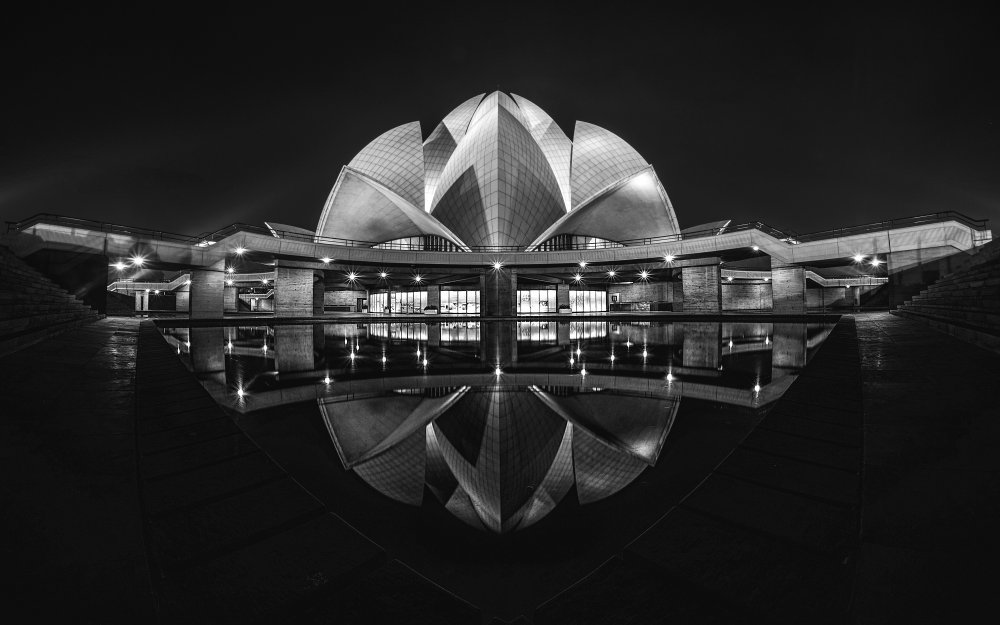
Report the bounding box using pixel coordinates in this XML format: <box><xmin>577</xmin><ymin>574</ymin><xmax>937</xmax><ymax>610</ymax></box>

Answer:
<box><xmin>264</xmin><ymin>221</ymin><xmax>315</xmax><ymax>238</ymax></box>
<box><xmin>348</xmin><ymin>121</ymin><xmax>425</xmax><ymax>210</ymax></box>
<box><xmin>526</xmin><ymin>166</ymin><xmax>680</xmax><ymax>250</ymax></box>
<box><xmin>316</xmin><ymin>166</ymin><xmax>470</xmax><ymax>250</ymax></box>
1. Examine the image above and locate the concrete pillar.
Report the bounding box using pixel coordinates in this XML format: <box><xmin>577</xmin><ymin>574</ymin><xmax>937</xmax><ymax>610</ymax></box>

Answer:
<box><xmin>681</xmin><ymin>322</ymin><xmax>721</xmax><ymax>369</ymax></box>
<box><xmin>175</xmin><ymin>291</ymin><xmax>190</xmax><ymax>312</ymax></box>
<box><xmin>772</xmin><ymin>323</ymin><xmax>807</xmax><ymax>369</ymax></box>
<box><xmin>484</xmin><ymin>269</ymin><xmax>516</xmax><ymax>317</ymax></box>
<box><xmin>313</xmin><ymin>273</ymin><xmax>325</xmax><ymax>315</ymax></box>
<box><xmin>428</xmin><ymin>323</ymin><xmax>441</xmax><ymax>347</ymax></box>
<box><xmin>275</xmin><ymin>266</ymin><xmax>316</xmax><ymax>317</ymax></box>
<box><xmin>135</xmin><ymin>292</ymin><xmax>145</xmax><ymax>312</ymax></box>
<box><xmin>680</xmin><ymin>265</ymin><xmax>721</xmax><ymax>313</ymax></box>
<box><xmin>427</xmin><ymin>284</ymin><xmax>441</xmax><ymax>310</ymax></box>
<box><xmin>771</xmin><ymin>261</ymin><xmax>806</xmax><ymax>313</ymax></box>
<box><xmin>557</xmin><ymin>321</ymin><xmax>570</xmax><ymax>346</ymax></box>
<box><xmin>190</xmin><ymin>260</ymin><xmax>225</xmax><ymax>319</ymax></box>
<box><xmin>190</xmin><ymin>327</ymin><xmax>225</xmax><ymax>374</ymax></box>
<box><xmin>556</xmin><ymin>283</ymin><xmax>570</xmax><ymax>309</ymax></box>
<box><xmin>275</xmin><ymin>325</ymin><xmax>315</xmax><ymax>373</ymax></box>
<box><xmin>223</xmin><ymin>286</ymin><xmax>239</xmax><ymax>313</ymax></box>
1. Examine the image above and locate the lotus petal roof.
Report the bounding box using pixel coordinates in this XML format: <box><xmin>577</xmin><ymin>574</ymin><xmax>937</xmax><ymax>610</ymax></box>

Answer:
<box><xmin>316</xmin><ymin>92</ymin><xmax>681</xmax><ymax>249</ymax></box>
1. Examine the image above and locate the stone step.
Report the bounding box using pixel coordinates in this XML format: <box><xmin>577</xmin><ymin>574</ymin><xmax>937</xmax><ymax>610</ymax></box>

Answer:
<box><xmin>901</xmin><ymin>306</ymin><xmax>1000</xmax><ymax>327</ymax></box>
<box><xmin>892</xmin><ymin>308</ymin><xmax>1000</xmax><ymax>354</ymax></box>
<box><xmin>0</xmin><ymin>311</ymin><xmax>100</xmax><ymax>336</ymax></box>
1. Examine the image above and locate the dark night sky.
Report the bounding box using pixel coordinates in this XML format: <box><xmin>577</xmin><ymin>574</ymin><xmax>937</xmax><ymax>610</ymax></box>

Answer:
<box><xmin>2</xmin><ymin>3</ymin><xmax>998</xmax><ymax>237</ymax></box>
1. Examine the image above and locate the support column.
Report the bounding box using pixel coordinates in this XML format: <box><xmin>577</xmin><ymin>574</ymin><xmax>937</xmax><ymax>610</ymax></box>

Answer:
<box><xmin>771</xmin><ymin>261</ymin><xmax>807</xmax><ymax>313</ymax></box>
<box><xmin>680</xmin><ymin>265</ymin><xmax>722</xmax><ymax>313</ymax></box>
<box><xmin>428</xmin><ymin>323</ymin><xmax>441</xmax><ymax>347</ymax></box>
<box><xmin>174</xmin><ymin>285</ymin><xmax>190</xmax><ymax>313</ymax></box>
<box><xmin>483</xmin><ymin>269</ymin><xmax>516</xmax><ymax>317</ymax></box>
<box><xmin>426</xmin><ymin>284</ymin><xmax>440</xmax><ymax>310</ymax></box>
<box><xmin>223</xmin><ymin>286</ymin><xmax>238</xmax><ymax>313</ymax></box>
<box><xmin>772</xmin><ymin>323</ymin><xmax>807</xmax><ymax>369</ymax></box>
<box><xmin>190</xmin><ymin>260</ymin><xmax>225</xmax><ymax>319</ymax></box>
<box><xmin>556</xmin><ymin>283</ymin><xmax>570</xmax><ymax>310</ymax></box>
<box><xmin>681</xmin><ymin>322</ymin><xmax>722</xmax><ymax>369</ymax></box>
<box><xmin>275</xmin><ymin>266</ymin><xmax>316</xmax><ymax>317</ymax></box>
<box><xmin>190</xmin><ymin>327</ymin><xmax>226</xmax><ymax>374</ymax></box>
<box><xmin>275</xmin><ymin>326</ymin><xmax>315</xmax><ymax>373</ymax></box>
<box><xmin>313</xmin><ymin>272</ymin><xmax>325</xmax><ymax>315</ymax></box>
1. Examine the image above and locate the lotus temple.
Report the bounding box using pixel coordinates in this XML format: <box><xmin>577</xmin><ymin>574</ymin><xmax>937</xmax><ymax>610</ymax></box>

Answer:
<box><xmin>2</xmin><ymin>93</ymin><xmax>998</xmax><ymax>624</ymax></box>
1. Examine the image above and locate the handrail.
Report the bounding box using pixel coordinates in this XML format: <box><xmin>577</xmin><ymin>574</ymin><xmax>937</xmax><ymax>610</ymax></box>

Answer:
<box><xmin>7</xmin><ymin>209</ymin><xmax>991</xmax><ymax>255</ymax></box>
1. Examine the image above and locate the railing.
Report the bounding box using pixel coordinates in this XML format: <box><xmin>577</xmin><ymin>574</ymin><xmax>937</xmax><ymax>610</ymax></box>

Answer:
<box><xmin>7</xmin><ymin>210</ymin><xmax>990</xmax><ymax>255</ymax></box>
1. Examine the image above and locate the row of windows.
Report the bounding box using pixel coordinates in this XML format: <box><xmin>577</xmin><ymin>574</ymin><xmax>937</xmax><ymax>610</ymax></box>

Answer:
<box><xmin>369</xmin><ymin>289</ymin><xmax>607</xmax><ymax>314</ymax></box>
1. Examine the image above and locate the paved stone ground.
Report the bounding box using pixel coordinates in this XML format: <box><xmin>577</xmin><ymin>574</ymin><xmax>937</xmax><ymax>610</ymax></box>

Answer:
<box><xmin>1</xmin><ymin>312</ymin><xmax>997</xmax><ymax>623</ymax></box>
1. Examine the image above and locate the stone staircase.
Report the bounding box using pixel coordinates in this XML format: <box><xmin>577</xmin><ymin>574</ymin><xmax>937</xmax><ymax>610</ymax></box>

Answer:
<box><xmin>0</xmin><ymin>243</ymin><xmax>103</xmax><ymax>356</ymax></box>
<box><xmin>893</xmin><ymin>239</ymin><xmax>1000</xmax><ymax>353</ymax></box>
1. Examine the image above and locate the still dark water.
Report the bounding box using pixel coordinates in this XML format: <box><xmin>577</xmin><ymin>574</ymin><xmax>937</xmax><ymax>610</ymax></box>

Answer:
<box><xmin>160</xmin><ymin>319</ymin><xmax>834</xmax><ymax>617</ymax></box>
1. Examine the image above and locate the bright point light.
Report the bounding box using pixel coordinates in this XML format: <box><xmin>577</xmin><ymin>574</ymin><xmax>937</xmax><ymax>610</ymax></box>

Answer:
<box><xmin>185</xmin><ymin>279</ymin><xmax>191</xmax><ymax>285</ymax></box>
<box><xmin>573</xmin><ymin>273</ymin><xmax>583</xmax><ymax>282</ymax></box>
<box><xmin>576</xmin><ymin>348</ymin><xmax>582</xmax><ymax>356</ymax></box>
<box><xmin>729</xmin><ymin>340</ymin><xmax>734</xmax><ymax>348</ymax></box>
<box><xmin>347</xmin><ymin>272</ymin><xmax>358</xmax><ymax>281</ymax></box>
<box><xmin>234</xmin><ymin>247</ymin><xmax>246</xmax><ymax>255</ymax></box>
<box><xmin>416</xmin><ymin>349</ymin><xmax>421</xmax><ymax>357</ymax></box>
<box><xmin>261</xmin><ymin>344</ymin><xmax>268</xmax><ymax>352</ymax></box>
<box><xmin>764</xmin><ymin>277</ymin><xmax>770</xmax><ymax>282</ymax></box>
<box><xmin>111</xmin><ymin>261</ymin><xmax>126</xmax><ymax>271</ymax></box>
<box><xmin>225</xmin><ymin>279</ymin><xmax>234</xmax><ymax>286</ymax></box>
<box><xmin>666</xmin><ymin>373</ymin><xmax>675</xmax><ymax>382</ymax></box>
<box><xmin>236</xmin><ymin>388</ymin><xmax>246</xmax><ymax>398</ymax></box>
<box><xmin>853</xmin><ymin>254</ymin><xmax>865</xmax><ymax>263</ymax></box>
<box><xmin>349</xmin><ymin>352</ymin><xmax>355</xmax><ymax>360</ymax></box>
<box><xmin>664</xmin><ymin>254</ymin><xmax>675</xmax><ymax>263</ymax></box>
<box><xmin>579</xmin><ymin>260</ymin><xmax>587</xmax><ymax>268</ymax></box>
<box><xmin>607</xmin><ymin>270</ymin><xmax>616</xmax><ymax>277</ymax></box>
<box><xmin>625</xmin><ymin>340</ymin><xmax>632</xmax><ymax>348</ymax></box>
<box><xmin>752</xmin><ymin>245</ymin><xmax>760</xmax><ymax>251</ymax></box>
<box><xmin>413</xmin><ymin>275</ymin><xmax>422</xmax><ymax>283</ymax></box>
<box><xmin>261</xmin><ymin>279</ymin><xmax>269</xmax><ymax>285</ymax></box>
<box><xmin>492</xmin><ymin>261</ymin><xmax>503</xmax><ymax>271</ymax></box>
<box><xmin>753</xmin><ymin>384</ymin><xmax>761</xmax><ymax>393</ymax></box>
<box><xmin>495</xmin><ymin>366</ymin><xmax>502</xmax><ymax>376</ymax></box>
<box><xmin>422</xmin><ymin>359</ymin><xmax>428</xmax><ymax>366</ymax></box>
<box><xmin>609</xmin><ymin>354</ymin><xmax>616</xmax><ymax>361</ymax></box>
<box><xmin>379</xmin><ymin>272</ymin><xmax>388</xmax><ymax>279</ymax></box>
<box><xmin>185</xmin><ymin>341</ymin><xmax>190</xmax><ymax>348</ymax></box>
<box><xmin>639</xmin><ymin>270</ymin><xmax>650</xmax><ymax>280</ymax></box>
<box><xmin>144</xmin><ymin>289</ymin><xmax>150</xmax><ymax>293</ymax></box>
<box><xmin>226</xmin><ymin>266</ymin><xmax>235</xmax><ymax>273</ymax></box>
<box><xmin>580</xmin><ymin>368</ymin><xmax>587</xmax><ymax>377</ymax></box>
<box><xmin>320</xmin><ymin>257</ymin><xmax>332</xmax><ymax>264</ymax></box>
<box><xmin>227</xmin><ymin>341</ymin><xmax>234</xmax><ymax>350</ymax></box>
<box><xmin>569</xmin><ymin>357</ymin><xmax>575</xmax><ymax>365</ymax></box>
<box><xmin>642</xmin><ymin>350</ymin><xmax>648</xmax><ymax>357</ymax></box>
<box><xmin>130</xmin><ymin>256</ymin><xmax>145</xmax><ymax>267</ymax></box>
<box><xmin>381</xmin><ymin>356</ymin><xmax>387</xmax><ymax>363</ymax></box>
<box><xmin>870</xmin><ymin>258</ymin><xmax>883</xmax><ymax>267</ymax></box>
<box><xmin>154</xmin><ymin>290</ymin><xmax>161</xmax><ymax>294</ymax></box>
<box><xmin>726</xmin><ymin>276</ymin><xmax>734</xmax><ymax>282</ymax></box>
<box><xmin>323</xmin><ymin>376</ymin><xmax>332</xmax><ymax>385</ymax></box>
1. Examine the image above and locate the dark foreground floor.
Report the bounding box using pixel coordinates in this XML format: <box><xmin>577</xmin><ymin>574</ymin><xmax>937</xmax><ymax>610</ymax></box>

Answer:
<box><xmin>1</xmin><ymin>313</ymin><xmax>997</xmax><ymax>624</ymax></box>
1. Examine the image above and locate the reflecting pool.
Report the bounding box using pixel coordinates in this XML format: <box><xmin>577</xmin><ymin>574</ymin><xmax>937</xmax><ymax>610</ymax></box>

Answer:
<box><xmin>159</xmin><ymin>319</ymin><xmax>834</xmax><ymax>617</ymax></box>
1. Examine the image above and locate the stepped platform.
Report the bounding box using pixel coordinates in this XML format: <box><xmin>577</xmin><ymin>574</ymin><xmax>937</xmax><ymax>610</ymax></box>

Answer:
<box><xmin>894</xmin><ymin>240</ymin><xmax>1000</xmax><ymax>353</ymax></box>
<box><xmin>0</xmin><ymin>243</ymin><xmax>102</xmax><ymax>356</ymax></box>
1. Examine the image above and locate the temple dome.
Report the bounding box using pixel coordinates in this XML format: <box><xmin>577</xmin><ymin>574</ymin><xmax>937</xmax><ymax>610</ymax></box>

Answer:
<box><xmin>315</xmin><ymin>92</ymin><xmax>680</xmax><ymax>250</ymax></box>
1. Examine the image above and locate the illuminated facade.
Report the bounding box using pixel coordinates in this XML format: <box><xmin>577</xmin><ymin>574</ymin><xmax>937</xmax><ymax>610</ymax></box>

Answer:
<box><xmin>315</xmin><ymin>92</ymin><xmax>681</xmax><ymax>251</ymax></box>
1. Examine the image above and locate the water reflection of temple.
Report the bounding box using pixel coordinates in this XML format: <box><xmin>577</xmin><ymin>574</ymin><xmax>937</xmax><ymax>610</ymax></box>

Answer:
<box><xmin>160</xmin><ymin>320</ymin><xmax>833</xmax><ymax>532</ymax></box>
